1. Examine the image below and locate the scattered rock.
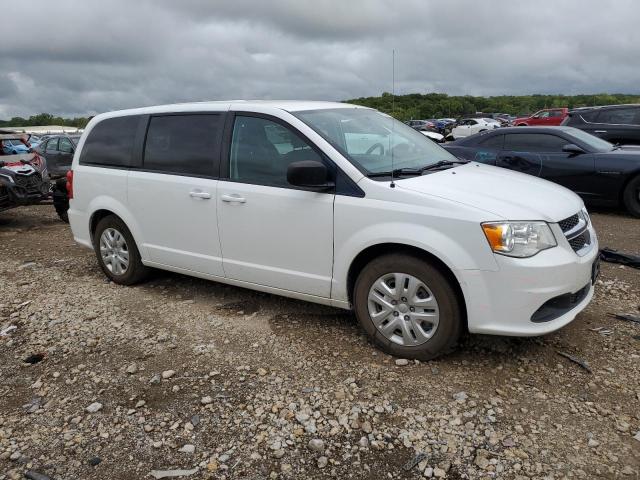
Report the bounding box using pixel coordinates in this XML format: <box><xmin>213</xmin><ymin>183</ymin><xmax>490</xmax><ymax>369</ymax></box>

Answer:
<box><xmin>308</xmin><ymin>438</ymin><xmax>324</xmax><ymax>452</ymax></box>
<box><xmin>395</xmin><ymin>359</ymin><xmax>409</xmax><ymax>366</ymax></box>
<box><xmin>85</xmin><ymin>402</ymin><xmax>103</xmax><ymax>413</ymax></box>
<box><xmin>179</xmin><ymin>444</ymin><xmax>195</xmax><ymax>454</ymax></box>
<box><xmin>200</xmin><ymin>396</ymin><xmax>213</xmax><ymax>405</ymax></box>
<box><xmin>161</xmin><ymin>370</ymin><xmax>176</xmax><ymax>379</ymax></box>
<box><xmin>317</xmin><ymin>456</ymin><xmax>328</xmax><ymax>468</ymax></box>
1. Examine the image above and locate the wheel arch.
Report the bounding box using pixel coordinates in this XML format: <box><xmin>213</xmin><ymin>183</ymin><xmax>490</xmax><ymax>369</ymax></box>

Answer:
<box><xmin>346</xmin><ymin>243</ymin><xmax>468</xmax><ymax>328</ymax></box>
<box><xmin>87</xmin><ymin>205</ymin><xmax>146</xmax><ymax>260</ymax></box>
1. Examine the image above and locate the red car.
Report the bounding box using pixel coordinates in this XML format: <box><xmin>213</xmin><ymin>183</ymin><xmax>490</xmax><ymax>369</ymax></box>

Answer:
<box><xmin>512</xmin><ymin>108</ymin><xmax>568</xmax><ymax>126</ymax></box>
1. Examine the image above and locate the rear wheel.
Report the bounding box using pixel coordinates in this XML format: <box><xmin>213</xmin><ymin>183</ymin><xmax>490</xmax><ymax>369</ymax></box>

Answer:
<box><xmin>353</xmin><ymin>253</ymin><xmax>462</xmax><ymax>360</ymax></box>
<box><xmin>93</xmin><ymin>215</ymin><xmax>149</xmax><ymax>284</ymax></box>
<box><xmin>622</xmin><ymin>175</ymin><xmax>640</xmax><ymax>218</ymax></box>
<box><xmin>52</xmin><ymin>180</ymin><xmax>69</xmax><ymax>223</ymax></box>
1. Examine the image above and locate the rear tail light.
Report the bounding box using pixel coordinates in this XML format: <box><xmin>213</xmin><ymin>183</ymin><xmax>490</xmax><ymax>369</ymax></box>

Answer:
<box><xmin>66</xmin><ymin>170</ymin><xmax>73</xmax><ymax>199</ymax></box>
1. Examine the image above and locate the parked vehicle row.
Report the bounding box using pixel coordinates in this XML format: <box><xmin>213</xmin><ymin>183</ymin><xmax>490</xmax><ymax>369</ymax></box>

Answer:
<box><xmin>443</xmin><ymin>126</ymin><xmax>640</xmax><ymax>217</ymax></box>
<box><xmin>67</xmin><ymin>101</ymin><xmax>598</xmax><ymax>360</ymax></box>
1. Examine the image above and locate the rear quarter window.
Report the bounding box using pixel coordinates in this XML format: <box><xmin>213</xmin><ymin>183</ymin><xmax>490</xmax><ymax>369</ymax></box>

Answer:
<box><xmin>79</xmin><ymin>115</ymin><xmax>141</xmax><ymax>167</ymax></box>
<box><xmin>596</xmin><ymin>108</ymin><xmax>638</xmax><ymax>125</ymax></box>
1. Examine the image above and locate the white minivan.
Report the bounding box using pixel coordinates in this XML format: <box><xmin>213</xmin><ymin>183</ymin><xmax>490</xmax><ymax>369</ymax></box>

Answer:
<box><xmin>67</xmin><ymin>101</ymin><xmax>599</xmax><ymax>359</ymax></box>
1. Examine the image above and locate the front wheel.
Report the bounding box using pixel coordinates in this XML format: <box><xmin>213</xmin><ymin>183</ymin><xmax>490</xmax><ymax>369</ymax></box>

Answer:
<box><xmin>622</xmin><ymin>175</ymin><xmax>640</xmax><ymax>218</ymax></box>
<box><xmin>353</xmin><ymin>254</ymin><xmax>462</xmax><ymax>360</ymax></box>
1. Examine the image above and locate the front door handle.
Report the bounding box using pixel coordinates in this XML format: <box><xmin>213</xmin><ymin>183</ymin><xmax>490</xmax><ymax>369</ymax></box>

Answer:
<box><xmin>594</xmin><ymin>130</ymin><xmax>607</xmax><ymax>133</ymax></box>
<box><xmin>189</xmin><ymin>190</ymin><xmax>211</xmax><ymax>199</ymax></box>
<box><xmin>221</xmin><ymin>193</ymin><xmax>246</xmax><ymax>203</ymax></box>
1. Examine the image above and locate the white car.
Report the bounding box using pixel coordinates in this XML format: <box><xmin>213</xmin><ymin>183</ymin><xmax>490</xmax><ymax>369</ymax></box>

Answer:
<box><xmin>451</xmin><ymin>118</ymin><xmax>498</xmax><ymax>139</ymax></box>
<box><xmin>419</xmin><ymin>130</ymin><xmax>444</xmax><ymax>142</ymax></box>
<box><xmin>67</xmin><ymin>101</ymin><xmax>598</xmax><ymax>360</ymax></box>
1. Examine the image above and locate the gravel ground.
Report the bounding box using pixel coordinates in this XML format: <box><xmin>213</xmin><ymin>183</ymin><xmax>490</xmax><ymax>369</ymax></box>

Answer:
<box><xmin>1</xmin><ymin>205</ymin><xmax>639</xmax><ymax>480</ymax></box>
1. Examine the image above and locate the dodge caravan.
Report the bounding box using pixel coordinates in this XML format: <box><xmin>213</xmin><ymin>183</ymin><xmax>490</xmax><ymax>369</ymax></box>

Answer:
<box><xmin>67</xmin><ymin>101</ymin><xmax>599</xmax><ymax>359</ymax></box>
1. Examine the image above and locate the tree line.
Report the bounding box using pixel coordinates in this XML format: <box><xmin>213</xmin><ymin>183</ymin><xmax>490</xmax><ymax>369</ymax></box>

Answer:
<box><xmin>2</xmin><ymin>93</ymin><xmax>640</xmax><ymax>126</ymax></box>
<box><xmin>0</xmin><ymin>113</ymin><xmax>89</xmax><ymax>129</ymax></box>
<box><xmin>345</xmin><ymin>92</ymin><xmax>640</xmax><ymax>121</ymax></box>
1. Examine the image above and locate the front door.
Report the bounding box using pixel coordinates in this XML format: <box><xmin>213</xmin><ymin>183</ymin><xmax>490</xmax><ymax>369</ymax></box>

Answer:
<box><xmin>218</xmin><ymin>114</ymin><xmax>334</xmax><ymax>297</ymax></box>
<box><xmin>127</xmin><ymin>113</ymin><xmax>225</xmax><ymax>276</ymax></box>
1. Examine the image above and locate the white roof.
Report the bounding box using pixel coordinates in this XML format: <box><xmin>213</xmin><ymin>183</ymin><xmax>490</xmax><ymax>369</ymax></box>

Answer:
<box><xmin>97</xmin><ymin>100</ymin><xmax>364</xmax><ymax>118</ymax></box>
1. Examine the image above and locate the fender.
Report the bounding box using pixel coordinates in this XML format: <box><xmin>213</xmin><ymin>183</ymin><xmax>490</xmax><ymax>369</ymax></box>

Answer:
<box><xmin>86</xmin><ymin>195</ymin><xmax>150</xmax><ymax>261</ymax></box>
<box><xmin>332</xmin><ymin>221</ymin><xmax>499</xmax><ymax>303</ymax></box>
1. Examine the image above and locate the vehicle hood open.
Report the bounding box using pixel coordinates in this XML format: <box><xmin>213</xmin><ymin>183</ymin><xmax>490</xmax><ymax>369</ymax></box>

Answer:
<box><xmin>396</xmin><ymin>162</ymin><xmax>583</xmax><ymax>222</ymax></box>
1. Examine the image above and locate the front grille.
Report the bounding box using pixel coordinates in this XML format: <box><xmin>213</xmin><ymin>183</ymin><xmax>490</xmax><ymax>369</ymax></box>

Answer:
<box><xmin>558</xmin><ymin>214</ymin><xmax>579</xmax><ymax>233</ymax></box>
<box><xmin>14</xmin><ymin>173</ymin><xmax>42</xmax><ymax>193</ymax></box>
<box><xmin>568</xmin><ymin>230</ymin><xmax>591</xmax><ymax>251</ymax></box>
<box><xmin>559</xmin><ymin>211</ymin><xmax>591</xmax><ymax>254</ymax></box>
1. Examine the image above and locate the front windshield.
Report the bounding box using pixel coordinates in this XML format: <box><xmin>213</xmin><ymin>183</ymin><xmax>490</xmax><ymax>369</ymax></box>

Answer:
<box><xmin>567</xmin><ymin>128</ymin><xmax>614</xmax><ymax>152</ymax></box>
<box><xmin>294</xmin><ymin>108</ymin><xmax>458</xmax><ymax>174</ymax></box>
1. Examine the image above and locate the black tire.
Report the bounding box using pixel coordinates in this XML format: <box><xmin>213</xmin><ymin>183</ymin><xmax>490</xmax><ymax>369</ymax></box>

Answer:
<box><xmin>52</xmin><ymin>179</ymin><xmax>69</xmax><ymax>223</ymax></box>
<box><xmin>353</xmin><ymin>253</ymin><xmax>462</xmax><ymax>361</ymax></box>
<box><xmin>55</xmin><ymin>205</ymin><xmax>69</xmax><ymax>223</ymax></box>
<box><xmin>93</xmin><ymin>215</ymin><xmax>149</xmax><ymax>285</ymax></box>
<box><xmin>622</xmin><ymin>175</ymin><xmax>640</xmax><ymax>218</ymax></box>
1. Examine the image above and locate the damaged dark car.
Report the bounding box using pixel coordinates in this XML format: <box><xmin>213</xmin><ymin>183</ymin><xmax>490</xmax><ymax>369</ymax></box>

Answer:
<box><xmin>0</xmin><ymin>134</ymin><xmax>52</xmax><ymax>213</ymax></box>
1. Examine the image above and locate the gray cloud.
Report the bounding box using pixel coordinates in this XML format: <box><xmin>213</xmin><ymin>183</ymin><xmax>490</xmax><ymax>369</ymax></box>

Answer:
<box><xmin>1</xmin><ymin>0</ymin><xmax>639</xmax><ymax>118</ymax></box>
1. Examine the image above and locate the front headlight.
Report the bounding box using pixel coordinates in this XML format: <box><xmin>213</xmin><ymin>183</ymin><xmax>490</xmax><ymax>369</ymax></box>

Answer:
<box><xmin>481</xmin><ymin>221</ymin><xmax>557</xmax><ymax>258</ymax></box>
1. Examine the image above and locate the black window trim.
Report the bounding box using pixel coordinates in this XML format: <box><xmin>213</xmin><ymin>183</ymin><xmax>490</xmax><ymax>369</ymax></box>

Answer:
<box><xmin>220</xmin><ymin>111</ymin><xmax>364</xmax><ymax>197</ymax></box>
<box><xmin>133</xmin><ymin>111</ymin><xmax>225</xmax><ymax>180</ymax></box>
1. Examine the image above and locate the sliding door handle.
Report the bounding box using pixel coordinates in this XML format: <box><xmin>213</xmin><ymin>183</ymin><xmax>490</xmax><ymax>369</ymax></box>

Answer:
<box><xmin>189</xmin><ymin>190</ymin><xmax>211</xmax><ymax>199</ymax></box>
<box><xmin>221</xmin><ymin>193</ymin><xmax>246</xmax><ymax>203</ymax></box>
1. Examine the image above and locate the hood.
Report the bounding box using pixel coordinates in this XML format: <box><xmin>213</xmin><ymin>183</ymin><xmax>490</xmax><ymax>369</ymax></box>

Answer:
<box><xmin>396</xmin><ymin>162</ymin><xmax>583</xmax><ymax>222</ymax></box>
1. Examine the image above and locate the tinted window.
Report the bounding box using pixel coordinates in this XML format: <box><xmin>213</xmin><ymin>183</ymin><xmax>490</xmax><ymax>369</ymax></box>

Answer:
<box><xmin>478</xmin><ymin>134</ymin><xmax>504</xmax><ymax>149</ymax></box>
<box><xmin>80</xmin><ymin>115</ymin><xmax>140</xmax><ymax>167</ymax></box>
<box><xmin>45</xmin><ymin>138</ymin><xmax>59</xmax><ymax>153</ymax></box>
<box><xmin>59</xmin><ymin>137</ymin><xmax>74</xmax><ymax>154</ymax></box>
<box><xmin>597</xmin><ymin>108</ymin><xmax>638</xmax><ymax>125</ymax></box>
<box><xmin>504</xmin><ymin>133</ymin><xmax>566</xmax><ymax>152</ymax></box>
<box><xmin>143</xmin><ymin>114</ymin><xmax>221</xmax><ymax>176</ymax></box>
<box><xmin>230</xmin><ymin>116</ymin><xmax>323</xmax><ymax>187</ymax></box>
<box><xmin>579</xmin><ymin>110</ymin><xmax>599</xmax><ymax>122</ymax></box>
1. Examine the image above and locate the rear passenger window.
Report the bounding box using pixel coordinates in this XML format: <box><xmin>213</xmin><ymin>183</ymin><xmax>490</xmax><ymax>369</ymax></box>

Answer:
<box><xmin>229</xmin><ymin>116</ymin><xmax>323</xmax><ymax>188</ymax></box>
<box><xmin>597</xmin><ymin>108</ymin><xmax>638</xmax><ymax>125</ymax></box>
<box><xmin>504</xmin><ymin>133</ymin><xmax>566</xmax><ymax>152</ymax></box>
<box><xmin>80</xmin><ymin>116</ymin><xmax>140</xmax><ymax>167</ymax></box>
<box><xmin>45</xmin><ymin>138</ymin><xmax>58</xmax><ymax>153</ymax></box>
<box><xmin>143</xmin><ymin>114</ymin><xmax>221</xmax><ymax>177</ymax></box>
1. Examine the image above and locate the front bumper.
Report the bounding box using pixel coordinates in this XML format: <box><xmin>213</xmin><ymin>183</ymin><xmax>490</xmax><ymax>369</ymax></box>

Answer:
<box><xmin>459</xmin><ymin>224</ymin><xmax>599</xmax><ymax>336</ymax></box>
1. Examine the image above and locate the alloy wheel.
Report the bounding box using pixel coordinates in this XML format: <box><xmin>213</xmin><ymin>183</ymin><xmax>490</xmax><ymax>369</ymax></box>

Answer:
<box><xmin>367</xmin><ymin>272</ymin><xmax>439</xmax><ymax>346</ymax></box>
<box><xmin>99</xmin><ymin>228</ymin><xmax>130</xmax><ymax>275</ymax></box>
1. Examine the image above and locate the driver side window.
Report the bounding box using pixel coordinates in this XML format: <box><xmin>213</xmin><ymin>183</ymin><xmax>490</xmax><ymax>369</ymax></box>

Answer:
<box><xmin>229</xmin><ymin>116</ymin><xmax>323</xmax><ymax>188</ymax></box>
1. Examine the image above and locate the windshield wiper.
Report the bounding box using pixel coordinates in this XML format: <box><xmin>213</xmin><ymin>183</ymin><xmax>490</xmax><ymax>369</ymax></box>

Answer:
<box><xmin>367</xmin><ymin>160</ymin><xmax>469</xmax><ymax>178</ymax></box>
<box><xmin>367</xmin><ymin>168</ymin><xmax>423</xmax><ymax>178</ymax></box>
<box><xmin>418</xmin><ymin>159</ymin><xmax>469</xmax><ymax>172</ymax></box>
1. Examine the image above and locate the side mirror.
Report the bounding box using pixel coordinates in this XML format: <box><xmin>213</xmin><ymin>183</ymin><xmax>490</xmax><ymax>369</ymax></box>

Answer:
<box><xmin>287</xmin><ymin>160</ymin><xmax>333</xmax><ymax>190</ymax></box>
<box><xmin>562</xmin><ymin>143</ymin><xmax>585</xmax><ymax>155</ymax></box>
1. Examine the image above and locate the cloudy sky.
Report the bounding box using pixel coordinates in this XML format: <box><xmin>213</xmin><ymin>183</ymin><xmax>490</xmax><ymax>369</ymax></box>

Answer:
<box><xmin>1</xmin><ymin>0</ymin><xmax>639</xmax><ymax>118</ymax></box>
